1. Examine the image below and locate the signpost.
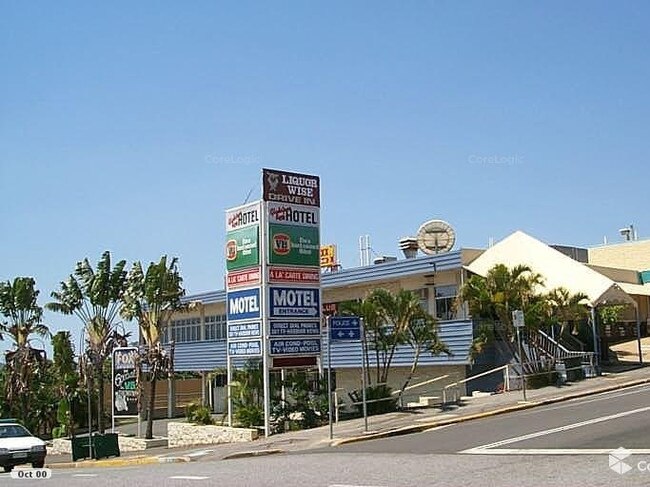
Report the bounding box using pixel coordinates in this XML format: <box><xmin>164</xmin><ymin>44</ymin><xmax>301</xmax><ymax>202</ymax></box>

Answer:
<box><xmin>327</xmin><ymin>316</ymin><xmax>367</xmax><ymax>438</ymax></box>
<box><xmin>512</xmin><ymin>310</ymin><xmax>527</xmax><ymax>401</ymax></box>
<box><xmin>111</xmin><ymin>347</ymin><xmax>139</xmax><ymax>432</ymax></box>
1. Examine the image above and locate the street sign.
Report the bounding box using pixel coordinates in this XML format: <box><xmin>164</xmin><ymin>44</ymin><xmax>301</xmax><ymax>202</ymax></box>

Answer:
<box><xmin>269</xmin><ymin>286</ymin><xmax>320</xmax><ymax>318</ymax></box>
<box><xmin>269</xmin><ymin>338</ymin><xmax>322</xmax><ymax>356</ymax></box>
<box><xmin>329</xmin><ymin>316</ymin><xmax>362</xmax><ymax>341</ymax></box>
<box><xmin>269</xmin><ymin>320</ymin><xmax>320</xmax><ymax>337</ymax></box>
<box><xmin>228</xmin><ymin>340</ymin><xmax>263</xmax><ymax>357</ymax></box>
<box><xmin>228</xmin><ymin>321</ymin><xmax>261</xmax><ymax>339</ymax></box>
<box><xmin>512</xmin><ymin>310</ymin><xmax>525</xmax><ymax>328</ymax></box>
<box><xmin>227</xmin><ymin>287</ymin><xmax>261</xmax><ymax>321</ymax></box>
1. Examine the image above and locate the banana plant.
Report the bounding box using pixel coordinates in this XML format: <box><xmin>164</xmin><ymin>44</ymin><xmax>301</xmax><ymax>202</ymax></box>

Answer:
<box><xmin>121</xmin><ymin>256</ymin><xmax>185</xmax><ymax>439</ymax></box>
<box><xmin>47</xmin><ymin>251</ymin><xmax>127</xmax><ymax>433</ymax></box>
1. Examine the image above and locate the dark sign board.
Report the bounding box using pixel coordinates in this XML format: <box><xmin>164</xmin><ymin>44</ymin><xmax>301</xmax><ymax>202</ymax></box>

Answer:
<box><xmin>112</xmin><ymin>347</ymin><xmax>139</xmax><ymax>417</ymax></box>
<box><xmin>269</xmin><ymin>338</ymin><xmax>321</xmax><ymax>356</ymax></box>
<box><xmin>269</xmin><ymin>320</ymin><xmax>320</xmax><ymax>337</ymax></box>
<box><xmin>262</xmin><ymin>168</ymin><xmax>320</xmax><ymax>207</ymax></box>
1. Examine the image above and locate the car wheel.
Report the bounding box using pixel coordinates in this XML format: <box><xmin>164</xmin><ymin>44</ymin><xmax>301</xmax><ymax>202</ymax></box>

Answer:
<box><xmin>3</xmin><ymin>465</ymin><xmax>13</xmax><ymax>473</ymax></box>
<box><xmin>32</xmin><ymin>461</ymin><xmax>45</xmax><ymax>469</ymax></box>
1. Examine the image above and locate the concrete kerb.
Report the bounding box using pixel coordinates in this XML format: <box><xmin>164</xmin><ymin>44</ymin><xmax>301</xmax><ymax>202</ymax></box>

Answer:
<box><xmin>330</xmin><ymin>377</ymin><xmax>650</xmax><ymax>447</ymax></box>
<box><xmin>221</xmin><ymin>449</ymin><xmax>285</xmax><ymax>461</ymax></box>
<box><xmin>47</xmin><ymin>455</ymin><xmax>192</xmax><ymax>470</ymax></box>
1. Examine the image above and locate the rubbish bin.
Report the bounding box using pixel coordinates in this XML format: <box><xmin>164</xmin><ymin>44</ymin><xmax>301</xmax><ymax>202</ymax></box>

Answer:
<box><xmin>71</xmin><ymin>436</ymin><xmax>94</xmax><ymax>462</ymax></box>
<box><xmin>92</xmin><ymin>433</ymin><xmax>120</xmax><ymax>459</ymax></box>
<box><xmin>70</xmin><ymin>433</ymin><xmax>120</xmax><ymax>461</ymax></box>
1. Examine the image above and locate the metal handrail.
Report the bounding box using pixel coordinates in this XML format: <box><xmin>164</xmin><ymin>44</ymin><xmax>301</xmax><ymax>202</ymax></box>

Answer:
<box><xmin>390</xmin><ymin>374</ymin><xmax>450</xmax><ymax>396</ymax></box>
<box><xmin>442</xmin><ymin>364</ymin><xmax>510</xmax><ymax>404</ymax></box>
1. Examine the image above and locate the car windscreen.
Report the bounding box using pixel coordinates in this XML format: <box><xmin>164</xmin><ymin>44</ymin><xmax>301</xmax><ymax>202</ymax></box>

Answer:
<box><xmin>0</xmin><ymin>425</ymin><xmax>31</xmax><ymax>438</ymax></box>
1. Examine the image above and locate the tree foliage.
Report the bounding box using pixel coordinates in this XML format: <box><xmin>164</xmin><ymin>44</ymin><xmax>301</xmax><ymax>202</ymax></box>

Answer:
<box><xmin>47</xmin><ymin>251</ymin><xmax>128</xmax><ymax>433</ymax></box>
<box><xmin>121</xmin><ymin>255</ymin><xmax>185</xmax><ymax>439</ymax></box>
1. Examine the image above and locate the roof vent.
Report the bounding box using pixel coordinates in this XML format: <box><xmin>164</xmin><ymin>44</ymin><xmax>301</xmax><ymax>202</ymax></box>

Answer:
<box><xmin>399</xmin><ymin>237</ymin><xmax>419</xmax><ymax>259</ymax></box>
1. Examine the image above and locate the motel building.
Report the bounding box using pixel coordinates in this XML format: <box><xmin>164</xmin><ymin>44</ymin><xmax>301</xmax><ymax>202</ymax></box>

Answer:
<box><xmin>161</xmin><ymin>226</ymin><xmax>650</xmax><ymax>417</ymax></box>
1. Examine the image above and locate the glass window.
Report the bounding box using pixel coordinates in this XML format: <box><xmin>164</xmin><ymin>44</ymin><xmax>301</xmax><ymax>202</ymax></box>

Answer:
<box><xmin>205</xmin><ymin>314</ymin><xmax>227</xmax><ymax>341</ymax></box>
<box><xmin>435</xmin><ymin>285</ymin><xmax>457</xmax><ymax>321</ymax></box>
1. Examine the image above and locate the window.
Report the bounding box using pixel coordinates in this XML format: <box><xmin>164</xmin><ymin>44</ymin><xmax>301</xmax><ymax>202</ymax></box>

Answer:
<box><xmin>435</xmin><ymin>285</ymin><xmax>457</xmax><ymax>321</ymax></box>
<box><xmin>168</xmin><ymin>317</ymin><xmax>201</xmax><ymax>343</ymax></box>
<box><xmin>205</xmin><ymin>314</ymin><xmax>227</xmax><ymax>341</ymax></box>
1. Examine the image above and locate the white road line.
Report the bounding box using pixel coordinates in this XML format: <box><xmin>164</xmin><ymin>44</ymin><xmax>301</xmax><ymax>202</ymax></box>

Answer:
<box><xmin>462</xmin><ymin>405</ymin><xmax>650</xmax><ymax>454</ymax></box>
<box><xmin>169</xmin><ymin>476</ymin><xmax>209</xmax><ymax>480</ymax></box>
<box><xmin>186</xmin><ymin>449</ymin><xmax>214</xmax><ymax>458</ymax></box>
<box><xmin>329</xmin><ymin>485</ymin><xmax>387</xmax><ymax>487</ymax></box>
<box><xmin>463</xmin><ymin>449</ymin><xmax>650</xmax><ymax>455</ymax></box>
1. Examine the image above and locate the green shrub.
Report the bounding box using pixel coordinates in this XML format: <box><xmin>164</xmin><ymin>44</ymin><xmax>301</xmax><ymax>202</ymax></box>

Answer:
<box><xmin>185</xmin><ymin>402</ymin><xmax>214</xmax><ymax>425</ymax></box>
<box><xmin>354</xmin><ymin>384</ymin><xmax>397</xmax><ymax>416</ymax></box>
<box><xmin>234</xmin><ymin>404</ymin><xmax>264</xmax><ymax>428</ymax></box>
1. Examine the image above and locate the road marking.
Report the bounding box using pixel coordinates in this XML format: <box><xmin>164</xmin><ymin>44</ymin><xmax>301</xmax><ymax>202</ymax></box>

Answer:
<box><xmin>462</xmin><ymin>405</ymin><xmax>650</xmax><ymax>454</ymax></box>
<box><xmin>329</xmin><ymin>485</ymin><xmax>387</xmax><ymax>487</ymax></box>
<box><xmin>518</xmin><ymin>384</ymin><xmax>650</xmax><ymax>415</ymax></box>
<box><xmin>186</xmin><ymin>449</ymin><xmax>214</xmax><ymax>458</ymax></box>
<box><xmin>169</xmin><ymin>476</ymin><xmax>209</xmax><ymax>480</ymax></box>
<box><xmin>462</xmin><ymin>448</ymin><xmax>650</xmax><ymax>455</ymax></box>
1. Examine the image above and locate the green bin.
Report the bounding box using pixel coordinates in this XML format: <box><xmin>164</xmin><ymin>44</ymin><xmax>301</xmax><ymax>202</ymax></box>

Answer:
<box><xmin>71</xmin><ymin>433</ymin><xmax>120</xmax><ymax>461</ymax></box>
<box><xmin>93</xmin><ymin>433</ymin><xmax>120</xmax><ymax>459</ymax></box>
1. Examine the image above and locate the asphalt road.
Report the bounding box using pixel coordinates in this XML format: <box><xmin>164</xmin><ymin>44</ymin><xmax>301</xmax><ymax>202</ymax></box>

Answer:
<box><xmin>4</xmin><ymin>384</ymin><xmax>650</xmax><ymax>486</ymax></box>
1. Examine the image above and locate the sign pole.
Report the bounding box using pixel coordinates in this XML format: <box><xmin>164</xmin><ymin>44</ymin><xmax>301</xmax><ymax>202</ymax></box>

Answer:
<box><xmin>261</xmin><ymin>200</ymin><xmax>271</xmax><ymax>438</ymax></box>
<box><xmin>327</xmin><ymin>316</ymin><xmax>333</xmax><ymax>440</ymax></box>
<box><xmin>516</xmin><ymin>326</ymin><xmax>527</xmax><ymax>401</ymax></box>
<box><xmin>111</xmin><ymin>354</ymin><xmax>115</xmax><ymax>433</ymax></box>
<box><xmin>226</xmin><ymin>353</ymin><xmax>233</xmax><ymax>427</ymax></box>
<box><xmin>360</xmin><ymin>318</ymin><xmax>368</xmax><ymax>433</ymax></box>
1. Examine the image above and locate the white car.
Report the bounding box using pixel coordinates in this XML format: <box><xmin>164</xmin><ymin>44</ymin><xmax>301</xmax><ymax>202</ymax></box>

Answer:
<box><xmin>0</xmin><ymin>421</ymin><xmax>47</xmax><ymax>472</ymax></box>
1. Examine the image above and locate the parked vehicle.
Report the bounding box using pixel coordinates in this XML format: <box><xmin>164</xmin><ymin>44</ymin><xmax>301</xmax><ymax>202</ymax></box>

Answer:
<box><xmin>0</xmin><ymin>420</ymin><xmax>47</xmax><ymax>472</ymax></box>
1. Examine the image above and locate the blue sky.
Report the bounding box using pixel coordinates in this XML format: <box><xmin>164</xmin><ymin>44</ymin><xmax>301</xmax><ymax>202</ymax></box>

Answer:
<box><xmin>1</xmin><ymin>1</ymin><xmax>649</xmax><ymax>354</ymax></box>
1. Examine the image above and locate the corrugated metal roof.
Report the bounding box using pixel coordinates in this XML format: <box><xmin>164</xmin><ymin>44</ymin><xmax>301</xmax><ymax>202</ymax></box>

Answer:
<box><xmin>182</xmin><ymin>251</ymin><xmax>462</xmax><ymax>305</ymax></box>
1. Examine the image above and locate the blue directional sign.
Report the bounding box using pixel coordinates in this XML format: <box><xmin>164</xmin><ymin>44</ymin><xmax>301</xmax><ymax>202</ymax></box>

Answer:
<box><xmin>269</xmin><ymin>338</ymin><xmax>321</xmax><ymax>356</ymax></box>
<box><xmin>228</xmin><ymin>340</ymin><xmax>262</xmax><ymax>357</ymax></box>
<box><xmin>227</xmin><ymin>288</ymin><xmax>261</xmax><ymax>321</ymax></box>
<box><xmin>269</xmin><ymin>321</ymin><xmax>320</xmax><ymax>337</ymax></box>
<box><xmin>269</xmin><ymin>286</ymin><xmax>320</xmax><ymax>318</ymax></box>
<box><xmin>329</xmin><ymin>316</ymin><xmax>362</xmax><ymax>341</ymax></box>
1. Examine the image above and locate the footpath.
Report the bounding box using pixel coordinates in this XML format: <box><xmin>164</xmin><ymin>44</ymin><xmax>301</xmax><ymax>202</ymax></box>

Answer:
<box><xmin>45</xmin><ymin>364</ymin><xmax>650</xmax><ymax>469</ymax></box>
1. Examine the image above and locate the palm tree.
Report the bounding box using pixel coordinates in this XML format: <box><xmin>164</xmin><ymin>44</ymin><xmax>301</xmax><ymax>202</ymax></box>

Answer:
<box><xmin>397</xmin><ymin>312</ymin><xmax>450</xmax><ymax>404</ymax></box>
<box><xmin>0</xmin><ymin>277</ymin><xmax>50</xmax><ymax>425</ymax></box>
<box><xmin>120</xmin><ymin>256</ymin><xmax>185</xmax><ymax>439</ymax></box>
<box><xmin>545</xmin><ymin>287</ymin><xmax>590</xmax><ymax>337</ymax></box>
<box><xmin>47</xmin><ymin>251</ymin><xmax>127</xmax><ymax>433</ymax></box>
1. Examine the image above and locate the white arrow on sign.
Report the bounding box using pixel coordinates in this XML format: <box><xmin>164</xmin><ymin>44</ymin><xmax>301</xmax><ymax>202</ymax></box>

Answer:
<box><xmin>338</xmin><ymin>331</ymin><xmax>344</xmax><ymax>337</ymax></box>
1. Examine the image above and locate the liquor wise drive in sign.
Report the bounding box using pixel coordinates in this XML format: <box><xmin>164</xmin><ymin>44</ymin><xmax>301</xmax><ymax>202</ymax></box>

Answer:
<box><xmin>263</xmin><ymin>169</ymin><xmax>320</xmax><ymax>207</ymax></box>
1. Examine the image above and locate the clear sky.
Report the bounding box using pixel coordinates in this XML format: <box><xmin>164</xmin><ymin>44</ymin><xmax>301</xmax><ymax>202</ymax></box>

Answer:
<box><xmin>1</xmin><ymin>1</ymin><xmax>649</xmax><ymax>354</ymax></box>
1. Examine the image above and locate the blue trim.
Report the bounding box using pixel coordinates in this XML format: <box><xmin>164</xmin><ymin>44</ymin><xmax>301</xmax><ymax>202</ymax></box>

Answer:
<box><xmin>182</xmin><ymin>251</ymin><xmax>462</xmax><ymax>305</ymax></box>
